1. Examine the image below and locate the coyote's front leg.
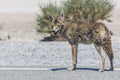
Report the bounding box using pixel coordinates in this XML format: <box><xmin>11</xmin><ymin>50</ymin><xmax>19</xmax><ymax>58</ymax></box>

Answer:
<box><xmin>68</xmin><ymin>44</ymin><xmax>78</xmax><ymax>71</ymax></box>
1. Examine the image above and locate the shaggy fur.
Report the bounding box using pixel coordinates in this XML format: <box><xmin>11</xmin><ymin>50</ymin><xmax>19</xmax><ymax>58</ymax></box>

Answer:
<box><xmin>48</xmin><ymin>11</ymin><xmax>114</xmax><ymax>72</ymax></box>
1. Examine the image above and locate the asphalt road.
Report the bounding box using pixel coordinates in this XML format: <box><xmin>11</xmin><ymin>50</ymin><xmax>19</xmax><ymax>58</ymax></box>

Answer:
<box><xmin>0</xmin><ymin>68</ymin><xmax>120</xmax><ymax>80</ymax></box>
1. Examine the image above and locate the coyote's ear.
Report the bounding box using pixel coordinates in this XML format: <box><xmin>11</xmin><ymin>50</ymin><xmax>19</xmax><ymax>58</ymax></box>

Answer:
<box><xmin>59</xmin><ymin>9</ymin><xmax>65</xmax><ymax>21</ymax></box>
<box><xmin>48</xmin><ymin>13</ymin><xmax>54</xmax><ymax>22</ymax></box>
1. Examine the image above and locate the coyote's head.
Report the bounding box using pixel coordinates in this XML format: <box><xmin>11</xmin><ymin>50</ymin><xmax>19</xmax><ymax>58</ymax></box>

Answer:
<box><xmin>48</xmin><ymin>10</ymin><xmax>65</xmax><ymax>35</ymax></box>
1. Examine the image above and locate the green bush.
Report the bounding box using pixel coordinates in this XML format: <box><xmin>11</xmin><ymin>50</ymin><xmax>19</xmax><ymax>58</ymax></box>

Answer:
<box><xmin>36</xmin><ymin>0</ymin><xmax>114</xmax><ymax>33</ymax></box>
<box><xmin>64</xmin><ymin>0</ymin><xmax>114</xmax><ymax>22</ymax></box>
<box><xmin>36</xmin><ymin>2</ymin><xmax>61</xmax><ymax>33</ymax></box>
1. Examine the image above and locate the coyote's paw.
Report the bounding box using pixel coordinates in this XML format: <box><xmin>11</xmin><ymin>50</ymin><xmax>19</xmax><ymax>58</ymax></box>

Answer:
<box><xmin>99</xmin><ymin>69</ymin><xmax>104</xmax><ymax>72</ymax></box>
<box><xmin>67</xmin><ymin>66</ymin><xmax>76</xmax><ymax>71</ymax></box>
<box><xmin>110</xmin><ymin>68</ymin><xmax>114</xmax><ymax>71</ymax></box>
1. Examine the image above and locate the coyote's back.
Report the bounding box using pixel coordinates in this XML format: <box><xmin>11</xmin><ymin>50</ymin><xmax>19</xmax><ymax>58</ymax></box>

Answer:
<box><xmin>75</xmin><ymin>22</ymin><xmax>110</xmax><ymax>44</ymax></box>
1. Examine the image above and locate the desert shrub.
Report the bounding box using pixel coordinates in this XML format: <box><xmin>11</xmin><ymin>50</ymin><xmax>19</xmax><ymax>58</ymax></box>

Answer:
<box><xmin>36</xmin><ymin>2</ymin><xmax>61</xmax><ymax>33</ymax></box>
<box><xmin>63</xmin><ymin>0</ymin><xmax>114</xmax><ymax>22</ymax></box>
<box><xmin>36</xmin><ymin>0</ymin><xmax>114</xmax><ymax>33</ymax></box>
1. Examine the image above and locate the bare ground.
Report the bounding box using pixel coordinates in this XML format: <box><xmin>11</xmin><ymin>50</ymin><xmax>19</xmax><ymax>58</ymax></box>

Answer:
<box><xmin>0</xmin><ymin>13</ymin><xmax>50</xmax><ymax>42</ymax></box>
<box><xmin>0</xmin><ymin>42</ymin><xmax>120</xmax><ymax>80</ymax></box>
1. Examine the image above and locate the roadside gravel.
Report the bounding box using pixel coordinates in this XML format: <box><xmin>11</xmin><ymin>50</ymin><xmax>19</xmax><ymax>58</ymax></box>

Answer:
<box><xmin>0</xmin><ymin>41</ymin><xmax>120</xmax><ymax>69</ymax></box>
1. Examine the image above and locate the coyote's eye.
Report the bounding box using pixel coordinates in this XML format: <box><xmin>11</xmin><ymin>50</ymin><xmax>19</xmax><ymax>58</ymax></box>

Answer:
<box><xmin>57</xmin><ymin>24</ymin><xmax>64</xmax><ymax>27</ymax></box>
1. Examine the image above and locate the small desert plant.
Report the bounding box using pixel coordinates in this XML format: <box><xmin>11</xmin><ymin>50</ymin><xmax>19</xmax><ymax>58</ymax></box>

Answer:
<box><xmin>36</xmin><ymin>2</ymin><xmax>61</xmax><ymax>33</ymax></box>
<box><xmin>63</xmin><ymin>0</ymin><xmax>114</xmax><ymax>22</ymax></box>
<box><xmin>36</xmin><ymin>0</ymin><xmax>114</xmax><ymax>33</ymax></box>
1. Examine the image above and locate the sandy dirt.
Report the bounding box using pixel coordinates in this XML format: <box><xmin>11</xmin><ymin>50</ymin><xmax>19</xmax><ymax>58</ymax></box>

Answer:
<box><xmin>0</xmin><ymin>13</ymin><xmax>50</xmax><ymax>42</ymax></box>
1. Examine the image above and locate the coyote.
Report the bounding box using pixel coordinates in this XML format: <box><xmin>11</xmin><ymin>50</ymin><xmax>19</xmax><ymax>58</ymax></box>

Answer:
<box><xmin>48</xmin><ymin>10</ymin><xmax>114</xmax><ymax>72</ymax></box>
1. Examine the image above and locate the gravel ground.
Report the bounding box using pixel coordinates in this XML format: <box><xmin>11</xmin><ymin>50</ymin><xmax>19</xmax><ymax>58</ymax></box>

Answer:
<box><xmin>0</xmin><ymin>41</ymin><xmax>120</xmax><ymax>80</ymax></box>
<box><xmin>0</xmin><ymin>41</ymin><xmax>120</xmax><ymax>68</ymax></box>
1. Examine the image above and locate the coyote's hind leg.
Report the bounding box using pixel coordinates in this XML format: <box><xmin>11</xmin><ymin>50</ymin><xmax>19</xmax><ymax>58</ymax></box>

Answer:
<box><xmin>102</xmin><ymin>42</ymin><xmax>114</xmax><ymax>71</ymax></box>
<box><xmin>94</xmin><ymin>43</ymin><xmax>105</xmax><ymax>72</ymax></box>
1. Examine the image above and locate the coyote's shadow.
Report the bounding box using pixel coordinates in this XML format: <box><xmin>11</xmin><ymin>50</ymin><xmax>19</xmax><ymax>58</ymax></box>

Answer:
<box><xmin>51</xmin><ymin>67</ymin><xmax>110</xmax><ymax>71</ymax></box>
